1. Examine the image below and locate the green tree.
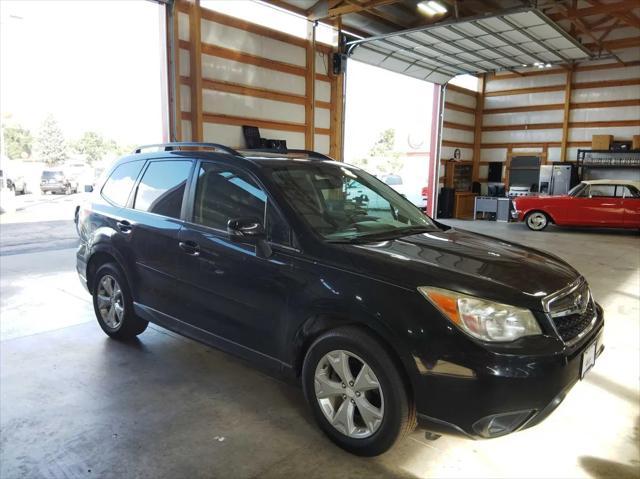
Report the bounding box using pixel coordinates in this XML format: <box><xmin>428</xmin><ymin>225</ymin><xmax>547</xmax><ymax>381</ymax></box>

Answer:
<box><xmin>368</xmin><ymin>128</ymin><xmax>403</xmax><ymax>174</ymax></box>
<box><xmin>2</xmin><ymin>123</ymin><xmax>33</xmax><ymax>160</ymax></box>
<box><xmin>72</xmin><ymin>131</ymin><xmax>107</xmax><ymax>164</ymax></box>
<box><xmin>35</xmin><ymin>115</ymin><xmax>67</xmax><ymax>165</ymax></box>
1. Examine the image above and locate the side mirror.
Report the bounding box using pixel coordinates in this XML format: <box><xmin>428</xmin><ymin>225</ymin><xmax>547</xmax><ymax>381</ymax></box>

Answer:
<box><xmin>227</xmin><ymin>217</ymin><xmax>272</xmax><ymax>258</ymax></box>
<box><xmin>84</xmin><ymin>185</ymin><xmax>94</xmax><ymax>193</ymax></box>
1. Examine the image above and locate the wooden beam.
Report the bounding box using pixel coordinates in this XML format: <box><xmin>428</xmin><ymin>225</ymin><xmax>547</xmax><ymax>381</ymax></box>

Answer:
<box><xmin>182</xmin><ymin>111</ymin><xmax>331</xmax><ymax>135</ymax></box>
<box><xmin>472</xmin><ymin>74</ymin><xmax>485</xmax><ymax>182</ymax></box>
<box><xmin>555</xmin><ymin>5</ymin><xmax>625</xmax><ymax>63</ymax></box>
<box><xmin>483</xmin><ymin>123</ymin><xmax>563</xmax><ymax>132</ymax></box>
<box><xmin>484</xmin><ymin>85</ymin><xmax>565</xmax><ymax>97</ymax></box>
<box><xmin>330</xmin><ymin>16</ymin><xmax>344</xmax><ymax>160</ymax></box>
<box><xmin>571</xmin><ymin>99</ymin><xmax>640</xmax><ymax>109</ymax></box>
<box><xmin>581</xmin><ymin>36</ymin><xmax>640</xmax><ymax>51</ymax></box>
<box><xmin>447</xmin><ymin>84</ymin><xmax>478</xmax><ymax>97</ymax></box>
<box><xmin>171</xmin><ymin>1</ymin><xmax>182</xmax><ymax>141</ymax></box>
<box><xmin>183</xmin><ymin>77</ymin><xmax>333</xmax><ymax>107</ymax></box>
<box><xmin>487</xmin><ymin>60</ymin><xmax>640</xmax><ymax>81</ymax></box>
<box><xmin>484</xmin><ymin>104</ymin><xmax>564</xmax><ymax>114</ymax></box>
<box><xmin>445</xmin><ymin>101</ymin><xmax>476</xmax><ymax>115</ymax></box>
<box><xmin>547</xmin><ymin>2</ymin><xmax>638</xmax><ymax>21</ymax></box>
<box><xmin>181</xmin><ymin>40</ymin><xmax>333</xmax><ymax>82</ymax></box>
<box><xmin>573</xmin><ymin>77</ymin><xmax>640</xmax><ymax>89</ymax></box>
<box><xmin>305</xmin><ymin>24</ymin><xmax>316</xmax><ymax>149</ymax></box>
<box><xmin>560</xmin><ymin>67</ymin><xmax>573</xmax><ymax>162</ymax></box>
<box><xmin>442</xmin><ymin>139</ymin><xmax>473</xmax><ymax>149</ymax></box>
<box><xmin>327</xmin><ymin>0</ymin><xmax>402</xmax><ymax>18</ymax></box>
<box><xmin>583</xmin><ymin>0</ymin><xmax>640</xmax><ymax>29</ymax></box>
<box><xmin>443</xmin><ymin>121</ymin><xmax>475</xmax><ymax>132</ymax></box>
<box><xmin>481</xmin><ymin>141</ymin><xmax>592</xmax><ymax>149</ymax></box>
<box><xmin>188</xmin><ymin>0</ymin><xmax>203</xmax><ymax>141</ymax></box>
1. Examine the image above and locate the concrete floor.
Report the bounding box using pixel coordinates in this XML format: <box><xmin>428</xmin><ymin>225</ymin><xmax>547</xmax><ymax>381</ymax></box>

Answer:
<box><xmin>1</xmin><ymin>211</ymin><xmax>639</xmax><ymax>478</ymax></box>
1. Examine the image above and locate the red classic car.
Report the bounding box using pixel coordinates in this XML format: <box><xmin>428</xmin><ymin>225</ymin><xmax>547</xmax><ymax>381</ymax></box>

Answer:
<box><xmin>512</xmin><ymin>179</ymin><xmax>640</xmax><ymax>231</ymax></box>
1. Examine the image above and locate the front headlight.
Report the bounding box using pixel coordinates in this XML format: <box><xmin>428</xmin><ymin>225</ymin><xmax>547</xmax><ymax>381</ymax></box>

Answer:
<box><xmin>418</xmin><ymin>286</ymin><xmax>541</xmax><ymax>342</ymax></box>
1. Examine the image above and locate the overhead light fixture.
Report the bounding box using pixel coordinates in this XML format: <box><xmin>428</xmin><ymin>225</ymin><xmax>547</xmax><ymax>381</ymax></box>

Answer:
<box><xmin>418</xmin><ymin>1</ymin><xmax>447</xmax><ymax>16</ymax></box>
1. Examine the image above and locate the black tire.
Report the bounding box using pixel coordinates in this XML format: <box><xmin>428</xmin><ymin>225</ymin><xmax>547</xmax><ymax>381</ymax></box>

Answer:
<box><xmin>302</xmin><ymin>326</ymin><xmax>416</xmax><ymax>456</ymax></box>
<box><xmin>525</xmin><ymin>211</ymin><xmax>550</xmax><ymax>231</ymax></box>
<box><xmin>92</xmin><ymin>262</ymin><xmax>148</xmax><ymax>340</ymax></box>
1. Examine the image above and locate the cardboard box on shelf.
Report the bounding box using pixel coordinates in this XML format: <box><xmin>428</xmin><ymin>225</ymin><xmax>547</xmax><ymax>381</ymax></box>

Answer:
<box><xmin>592</xmin><ymin>135</ymin><xmax>613</xmax><ymax>150</ymax></box>
<box><xmin>633</xmin><ymin>135</ymin><xmax>640</xmax><ymax>150</ymax></box>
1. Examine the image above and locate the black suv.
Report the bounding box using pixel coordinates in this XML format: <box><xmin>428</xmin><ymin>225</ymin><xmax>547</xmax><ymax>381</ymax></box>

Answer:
<box><xmin>75</xmin><ymin>142</ymin><xmax>604</xmax><ymax>456</ymax></box>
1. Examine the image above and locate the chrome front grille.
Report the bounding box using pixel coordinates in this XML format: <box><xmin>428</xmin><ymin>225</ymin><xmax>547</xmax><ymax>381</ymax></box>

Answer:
<box><xmin>543</xmin><ymin>278</ymin><xmax>597</xmax><ymax>345</ymax></box>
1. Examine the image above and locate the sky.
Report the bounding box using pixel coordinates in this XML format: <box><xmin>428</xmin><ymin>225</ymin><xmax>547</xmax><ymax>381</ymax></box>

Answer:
<box><xmin>0</xmin><ymin>0</ymin><xmax>165</xmax><ymax>146</ymax></box>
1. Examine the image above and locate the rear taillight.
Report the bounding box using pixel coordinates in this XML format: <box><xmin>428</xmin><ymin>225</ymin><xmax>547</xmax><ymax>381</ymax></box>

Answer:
<box><xmin>421</xmin><ymin>186</ymin><xmax>429</xmax><ymax>197</ymax></box>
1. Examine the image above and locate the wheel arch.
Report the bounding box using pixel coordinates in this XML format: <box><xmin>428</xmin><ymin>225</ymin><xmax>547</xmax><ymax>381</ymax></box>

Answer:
<box><xmin>86</xmin><ymin>245</ymin><xmax>132</xmax><ymax>295</ymax></box>
<box><xmin>291</xmin><ymin>314</ymin><xmax>417</xmax><ymax>403</ymax></box>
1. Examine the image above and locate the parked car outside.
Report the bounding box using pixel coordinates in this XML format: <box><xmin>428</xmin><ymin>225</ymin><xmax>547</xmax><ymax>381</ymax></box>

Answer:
<box><xmin>75</xmin><ymin>144</ymin><xmax>604</xmax><ymax>456</ymax></box>
<box><xmin>380</xmin><ymin>173</ymin><xmax>428</xmax><ymax>211</ymax></box>
<box><xmin>40</xmin><ymin>169</ymin><xmax>79</xmax><ymax>195</ymax></box>
<box><xmin>6</xmin><ymin>174</ymin><xmax>28</xmax><ymax>195</ymax></box>
<box><xmin>513</xmin><ymin>179</ymin><xmax>640</xmax><ymax>231</ymax></box>
<box><xmin>0</xmin><ymin>169</ymin><xmax>17</xmax><ymax>213</ymax></box>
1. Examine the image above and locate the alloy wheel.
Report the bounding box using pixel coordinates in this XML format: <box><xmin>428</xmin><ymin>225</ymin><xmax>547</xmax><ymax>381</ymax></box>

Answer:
<box><xmin>96</xmin><ymin>275</ymin><xmax>124</xmax><ymax>329</ymax></box>
<box><xmin>314</xmin><ymin>350</ymin><xmax>384</xmax><ymax>439</ymax></box>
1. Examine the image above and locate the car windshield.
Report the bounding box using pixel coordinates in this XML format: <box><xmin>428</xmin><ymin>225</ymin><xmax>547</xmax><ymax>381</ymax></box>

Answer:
<box><xmin>42</xmin><ymin>171</ymin><xmax>63</xmax><ymax>179</ymax></box>
<box><xmin>269</xmin><ymin>162</ymin><xmax>438</xmax><ymax>243</ymax></box>
<box><xmin>568</xmin><ymin>182</ymin><xmax>587</xmax><ymax>197</ymax></box>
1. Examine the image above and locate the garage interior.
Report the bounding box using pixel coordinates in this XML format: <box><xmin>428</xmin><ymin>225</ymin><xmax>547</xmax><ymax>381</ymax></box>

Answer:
<box><xmin>1</xmin><ymin>0</ymin><xmax>639</xmax><ymax>478</ymax></box>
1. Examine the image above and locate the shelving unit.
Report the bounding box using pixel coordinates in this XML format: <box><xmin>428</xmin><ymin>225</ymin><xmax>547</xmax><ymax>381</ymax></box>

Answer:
<box><xmin>576</xmin><ymin>149</ymin><xmax>640</xmax><ymax>180</ymax></box>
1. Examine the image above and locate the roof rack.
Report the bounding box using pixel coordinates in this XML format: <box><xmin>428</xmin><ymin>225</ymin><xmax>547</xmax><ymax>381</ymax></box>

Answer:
<box><xmin>133</xmin><ymin>142</ymin><xmax>240</xmax><ymax>156</ymax></box>
<box><xmin>241</xmin><ymin>148</ymin><xmax>334</xmax><ymax>161</ymax></box>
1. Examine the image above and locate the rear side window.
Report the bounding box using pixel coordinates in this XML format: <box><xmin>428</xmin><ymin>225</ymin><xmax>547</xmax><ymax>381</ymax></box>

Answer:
<box><xmin>133</xmin><ymin>160</ymin><xmax>192</xmax><ymax>219</ymax></box>
<box><xmin>101</xmin><ymin>160</ymin><xmax>145</xmax><ymax>207</ymax></box>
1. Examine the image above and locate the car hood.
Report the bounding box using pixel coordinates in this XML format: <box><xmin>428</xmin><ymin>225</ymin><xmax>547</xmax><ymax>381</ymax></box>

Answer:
<box><xmin>342</xmin><ymin>228</ymin><xmax>579</xmax><ymax>310</ymax></box>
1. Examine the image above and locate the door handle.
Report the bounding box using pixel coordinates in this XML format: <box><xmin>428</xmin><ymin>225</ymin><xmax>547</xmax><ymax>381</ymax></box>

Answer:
<box><xmin>179</xmin><ymin>240</ymin><xmax>200</xmax><ymax>256</ymax></box>
<box><xmin>116</xmin><ymin>220</ymin><xmax>132</xmax><ymax>233</ymax></box>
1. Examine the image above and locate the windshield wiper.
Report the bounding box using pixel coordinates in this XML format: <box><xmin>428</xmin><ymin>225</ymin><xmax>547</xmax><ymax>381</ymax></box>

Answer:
<box><xmin>327</xmin><ymin>225</ymin><xmax>436</xmax><ymax>244</ymax></box>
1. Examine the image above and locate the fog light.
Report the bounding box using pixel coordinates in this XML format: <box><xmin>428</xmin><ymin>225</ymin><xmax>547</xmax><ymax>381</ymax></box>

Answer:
<box><xmin>473</xmin><ymin>410</ymin><xmax>534</xmax><ymax>438</ymax></box>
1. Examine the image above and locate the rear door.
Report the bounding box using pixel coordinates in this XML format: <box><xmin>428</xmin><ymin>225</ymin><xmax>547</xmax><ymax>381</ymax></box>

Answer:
<box><xmin>175</xmin><ymin>160</ymin><xmax>296</xmax><ymax>358</ymax></box>
<box><xmin>621</xmin><ymin>185</ymin><xmax>640</xmax><ymax>227</ymax></box>
<box><xmin>124</xmin><ymin>159</ymin><xmax>194</xmax><ymax>318</ymax></box>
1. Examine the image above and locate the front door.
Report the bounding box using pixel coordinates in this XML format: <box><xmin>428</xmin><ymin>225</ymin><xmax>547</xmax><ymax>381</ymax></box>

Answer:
<box><xmin>569</xmin><ymin>184</ymin><xmax>625</xmax><ymax>226</ymax></box>
<box><xmin>175</xmin><ymin>161</ymin><xmax>297</xmax><ymax>359</ymax></box>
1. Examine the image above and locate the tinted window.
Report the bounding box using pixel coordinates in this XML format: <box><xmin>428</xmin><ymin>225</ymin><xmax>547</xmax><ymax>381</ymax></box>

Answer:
<box><xmin>266</xmin><ymin>202</ymin><xmax>291</xmax><ymax>246</ymax></box>
<box><xmin>134</xmin><ymin>160</ymin><xmax>191</xmax><ymax>218</ymax></box>
<box><xmin>193</xmin><ymin>163</ymin><xmax>267</xmax><ymax>231</ymax></box>
<box><xmin>42</xmin><ymin>171</ymin><xmax>64</xmax><ymax>179</ymax></box>
<box><xmin>101</xmin><ymin>160</ymin><xmax>145</xmax><ymax>207</ymax></box>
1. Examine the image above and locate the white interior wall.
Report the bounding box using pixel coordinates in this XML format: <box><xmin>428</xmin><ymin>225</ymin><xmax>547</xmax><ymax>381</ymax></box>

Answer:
<box><xmin>178</xmin><ymin>6</ymin><xmax>336</xmax><ymax>154</ymax></box>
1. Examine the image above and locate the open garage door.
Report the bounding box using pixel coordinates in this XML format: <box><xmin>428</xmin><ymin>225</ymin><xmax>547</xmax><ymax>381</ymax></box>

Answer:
<box><xmin>344</xmin><ymin>7</ymin><xmax>593</xmax><ymax>84</ymax></box>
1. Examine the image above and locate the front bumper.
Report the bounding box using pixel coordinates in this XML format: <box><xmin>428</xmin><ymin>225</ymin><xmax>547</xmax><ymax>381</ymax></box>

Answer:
<box><xmin>414</xmin><ymin>305</ymin><xmax>604</xmax><ymax>439</ymax></box>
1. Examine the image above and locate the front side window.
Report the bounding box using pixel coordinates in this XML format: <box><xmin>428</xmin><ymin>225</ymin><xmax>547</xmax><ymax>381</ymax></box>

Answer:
<box><xmin>192</xmin><ymin>163</ymin><xmax>292</xmax><ymax>246</ymax></box>
<box><xmin>101</xmin><ymin>160</ymin><xmax>145</xmax><ymax>207</ymax></box>
<box><xmin>269</xmin><ymin>163</ymin><xmax>437</xmax><ymax>242</ymax></box>
<box><xmin>133</xmin><ymin>160</ymin><xmax>192</xmax><ymax>219</ymax></box>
